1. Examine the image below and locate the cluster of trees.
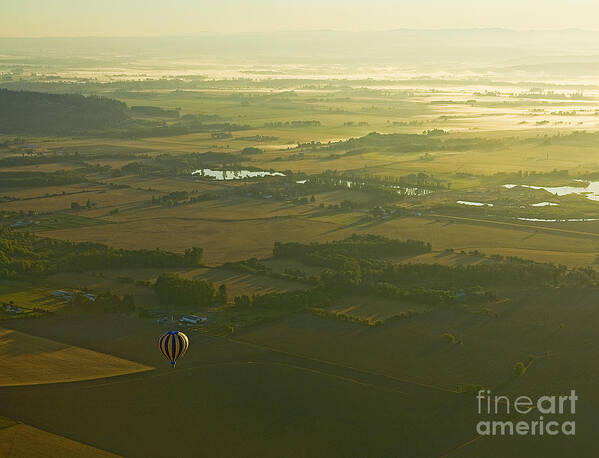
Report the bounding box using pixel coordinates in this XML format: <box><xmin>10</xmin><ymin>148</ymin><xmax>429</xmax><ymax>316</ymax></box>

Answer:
<box><xmin>211</xmin><ymin>132</ymin><xmax>233</xmax><ymax>139</ymax></box>
<box><xmin>231</xmin><ymin>170</ymin><xmax>440</xmax><ymax>205</ymax></box>
<box><xmin>0</xmin><ymin>227</ymin><xmax>203</xmax><ymax>279</ymax></box>
<box><xmin>490</xmin><ymin>168</ymin><xmax>570</xmax><ymax>185</ymax></box>
<box><xmin>304</xmin><ymin>170</ymin><xmax>444</xmax><ymax>191</ymax></box>
<box><xmin>151</xmin><ymin>191</ymin><xmax>217</xmax><ymax>207</ymax></box>
<box><xmin>0</xmin><ymin>170</ymin><xmax>87</xmax><ymax>189</ymax></box>
<box><xmin>120</xmin><ymin>161</ymin><xmax>163</xmax><ymax>177</ymax></box>
<box><xmin>264</xmin><ymin>120</ymin><xmax>321</xmax><ymax>128</ymax></box>
<box><xmin>228</xmin><ymin>274</ymin><xmax>492</xmax><ymax>318</ymax></box>
<box><xmin>273</xmin><ymin>235</ymin><xmax>598</xmax><ymax>289</ymax></box>
<box><xmin>0</xmin><ymin>89</ymin><xmax>129</xmax><ymax>134</ymax></box>
<box><xmin>118</xmin><ymin>151</ymin><xmax>250</xmax><ymax>178</ymax></box>
<box><xmin>154</xmin><ymin>191</ymin><xmax>189</xmax><ymax>205</ymax></box>
<box><xmin>154</xmin><ymin>273</ymin><xmax>226</xmax><ymax>308</ymax></box>
<box><xmin>323</xmin><ymin>131</ymin><xmax>503</xmax><ymax>154</ymax></box>
<box><xmin>224</xmin><ymin>235</ymin><xmax>599</xmax><ymax>321</ymax></box>
<box><xmin>0</xmin><ymin>154</ymin><xmax>84</xmax><ymax>168</ymax></box>
<box><xmin>139</xmin><ymin>152</ymin><xmax>246</xmax><ymax>177</ymax></box>
<box><xmin>130</xmin><ymin>105</ymin><xmax>179</xmax><ymax>118</ymax></box>
<box><xmin>361</xmin><ymin>258</ymin><xmax>599</xmax><ymax>288</ymax></box>
<box><xmin>241</xmin><ymin>147</ymin><xmax>262</xmax><ymax>155</ymax></box>
<box><xmin>222</xmin><ymin>258</ymin><xmax>316</xmax><ymax>284</ymax></box>
<box><xmin>273</xmin><ymin>234</ymin><xmax>431</xmax><ymax>269</ymax></box>
<box><xmin>225</xmin><ymin>237</ymin><xmax>498</xmax><ymax>316</ymax></box>
<box><xmin>0</xmin><ymin>89</ymin><xmax>251</xmax><ymax>138</ymax></box>
<box><xmin>316</xmin><ymin>260</ymin><xmax>496</xmax><ymax>308</ymax></box>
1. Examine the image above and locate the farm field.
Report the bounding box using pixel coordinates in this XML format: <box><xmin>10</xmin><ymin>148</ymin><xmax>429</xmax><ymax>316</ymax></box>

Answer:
<box><xmin>36</xmin><ymin>209</ymin><xmax>599</xmax><ymax>266</ymax></box>
<box><xmin>0</xmin><ymin>421</ymin><xmax>121</xmax><ymax>458</ymax></box>
<box><xmin>0</xmin><ymin>316</ymin><xmax>507</xmax><ymax>457</ymax></box>
<box><xmin>1</xmin><ymin>300</ymin><xmax>597</xmax><ymax>457</ymax></box>
<box><xmin>0</xmin><ymin>327</ymin><xmax>152</xmax><ymax>386</ymax></box>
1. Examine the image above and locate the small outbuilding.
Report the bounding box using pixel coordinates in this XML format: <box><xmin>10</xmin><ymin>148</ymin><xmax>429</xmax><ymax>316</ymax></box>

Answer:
<box><xmin>179</xmin><ymin>315</ymin><xmax>208</xmax><ymax>325</ymax></box>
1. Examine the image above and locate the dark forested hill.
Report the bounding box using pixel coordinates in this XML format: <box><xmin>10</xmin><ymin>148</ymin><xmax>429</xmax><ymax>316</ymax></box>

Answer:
<box><xmin>0</xmin><ymin>89</ymin><xmax>250</xmax><ymax>137</ymax></box>
<box><xmin>0</xmin><ymin>89</ymin><xmax>129</xmax><ymax>134</ymax></box>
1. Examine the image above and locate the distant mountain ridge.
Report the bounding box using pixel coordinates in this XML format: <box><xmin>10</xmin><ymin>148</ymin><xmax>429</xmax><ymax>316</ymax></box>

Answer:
<box><xmin>1</xmin><ymin>29</ymin><xmax>599</xmax><ymax>64</ymax></box>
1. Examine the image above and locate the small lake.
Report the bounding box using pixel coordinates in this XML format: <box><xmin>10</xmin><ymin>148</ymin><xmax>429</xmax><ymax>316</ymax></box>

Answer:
<box><xmin>394</xmin><ymin>186</ymin><xmax>433</xmax><ymax>196</ymax></box>
<box><xmin>517</xmin><ymin>218</ymin><xmax>599</xmax><ymax>222</ymax></box>
<box><xmin>457</xmin><ymin>200</ymin><xmax>493</xmax><ymax>207</ymax></box>
<box><xmin>192</xmin><ymin>169</ymin><xmax>285</xmax><ymax>180</ymax></box>
<box><xmin>503</xmin><ymin>182</ymin><xmax>599</xmax><ymax>201</ymax></box>
<box><xmin>531</xmin><ymin>202</ymin><xmax>559</xmax><ymax>207</ymax></box>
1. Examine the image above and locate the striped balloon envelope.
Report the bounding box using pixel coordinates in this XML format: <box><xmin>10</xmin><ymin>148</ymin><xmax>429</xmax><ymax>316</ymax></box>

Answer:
<box><xmin>158</xmin><ymin>330</ymin><xmax>189</xmax><ymax>367</ymax></box>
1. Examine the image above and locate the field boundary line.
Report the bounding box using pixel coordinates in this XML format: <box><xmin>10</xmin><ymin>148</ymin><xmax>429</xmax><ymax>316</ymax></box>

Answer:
<box><xmin>224</xmin><ymin>335</ymin><xmax>458</xmax><ymax>394</ymax></box>
<box><xmin>83</xmin><ymin>360</ymin><xmax>408</xmax><ymax>396</ymax></box>
<box><xmin>430</xmin><ymin>213</ymin><xmax>599</xmax><ymax>239</ymax></box>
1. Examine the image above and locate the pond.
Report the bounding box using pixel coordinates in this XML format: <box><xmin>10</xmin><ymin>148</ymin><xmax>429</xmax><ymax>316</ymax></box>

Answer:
<box><xmin>192</xmin><ymin>169</ymin><xmax>285</xmax><ymax>180</ymax></box>
<box><xmin>457</xmin><ymin>200</ymin><xmax>493</xmax><ymax>207</ymax></box>
<box><xmin>517</xmin><ymin>218</ymin><xmax>599</xmax><ymax>222</ymax></box>
<box><xmin>503</xmin><ymin>182</ymin><xmax>599</xmax><ymax>201</ymax></box>
<box><xmin>531</xmin><ymin>202</ymin><xmax>559</xmax><ymax>207</ymax></box>
<box><xmin>395</xmin><ymin>186</ymin><xmax>433</xmax><ymax>196</ymax></box>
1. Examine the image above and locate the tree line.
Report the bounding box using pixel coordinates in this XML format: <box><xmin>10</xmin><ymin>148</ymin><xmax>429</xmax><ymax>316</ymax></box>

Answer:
<box><xmin>0</xmin><ymin>227</ymin><xmax>203</xmax><ymax>279</ymax></box>
<box><xmin>273</xmin><ymin>234</ymin><xmax>431</xmax><ymax>269</ymax></box>
<box><xmin>0</xmin><ymin>170</ymin><xmax>87</xmax><ymax>190</ymax></box>
<box><xmin>154</xmin><ymin>273</ymin><xmax>227</xmax><ymax>308</ymax></box>
<box><xmin>221</xmin><ymin>236</ymin><xmax>599</xmax><ymax>319</ymax></box>
<box><xmin>0</xmin><ymin>89</ymin><xmax>128</xmax><ymax>134</ymax></box>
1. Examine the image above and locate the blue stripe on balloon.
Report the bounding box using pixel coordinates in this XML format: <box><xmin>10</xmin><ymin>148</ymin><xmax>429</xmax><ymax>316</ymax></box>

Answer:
<box><xmin>171</xmin><ymin>332</ymin><xmax>176</xmax><ymax>363</ymax></box>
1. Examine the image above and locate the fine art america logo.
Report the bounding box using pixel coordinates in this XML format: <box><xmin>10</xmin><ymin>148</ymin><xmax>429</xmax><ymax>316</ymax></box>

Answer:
<box><xmin>476</xmin><ymin>390</ymin><xmax>577</xmax><ymax>436</ymax></box>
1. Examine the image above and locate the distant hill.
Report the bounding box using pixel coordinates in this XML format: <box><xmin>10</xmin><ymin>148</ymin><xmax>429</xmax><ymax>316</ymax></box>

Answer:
<box><xmin>0</xmin><ymin>89</ymin><xmax>129</xmax><ymax>134</ymax></box>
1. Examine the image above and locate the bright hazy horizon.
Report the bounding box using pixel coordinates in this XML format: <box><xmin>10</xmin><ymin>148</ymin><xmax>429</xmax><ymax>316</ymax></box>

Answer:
<box><xmin>3</xmin><ymin>0</ymin><xmax>599</xmax><ymax>37</ymax></box>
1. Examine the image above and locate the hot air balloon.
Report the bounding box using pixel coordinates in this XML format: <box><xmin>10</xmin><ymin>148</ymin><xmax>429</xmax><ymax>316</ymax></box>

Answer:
<box><xmin>158</xmin><ymin>330</ymin><xmax>189</xmax><ymax>367</ymax></box>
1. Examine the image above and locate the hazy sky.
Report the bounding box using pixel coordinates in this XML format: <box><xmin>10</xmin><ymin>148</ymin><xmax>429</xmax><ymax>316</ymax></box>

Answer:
<box><xmin>2</xmin><ymin>0</ymin><xmax>599</xmax><ymax>37</ymax></box>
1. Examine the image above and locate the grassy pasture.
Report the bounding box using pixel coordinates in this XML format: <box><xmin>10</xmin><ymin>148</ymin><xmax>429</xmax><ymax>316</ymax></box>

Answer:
<box><xmin>327</xmin><ymin>295</ymin><xmax>432</xmax><ymax>322</ymax></box>
<box><xmin>250</xmin><ymin>137</ymin><xmax>599</xmax><ymax>179</ymax></box>
<box><xmin>237</xmin><ymin>286</ymin><xmax>599</xmax><ymax>403</ymax></box>
<box><xmin>97</xmin><ymin>175</ymin><xmax>226</xmax><ymax>193</ymax></box>
<box><xmin>103</xmin><ymin>196</ymin><xmax>318</xmax><ymax>223</ymax></box>
<box><xmin>0</xmin><ymin>183</ymin><xmax>94</xmax><ymax>200</ymax></box>
<box><xmin>39</xmin><ymin>216</ymin><xmax>330</xmax><ymax>264</ymax></box>
<box><xmin>1</xmin><ymin>300</ymin><xmax>598</xmax><ymax>456</ymax></box>
<box><xmin>0</xmin><ymin>162</ymin><xmax>83</xmax><ymax>172</ymax></box>
<box><xmin>39</xmin><ymin>202</ymin><xmax>337</xmax><ymax>265</ymax></box>
<box><xmin>0</xmin><ymin>283</ymin><xmax>64</xmax><ymax>319</ymax></box>
<box><xmin>38</xmin><ymin>205</ymin><xmax>599</xmax><ymax>267</ymax></box>
<box><xmin>0</xmin><ymin>327</ymin><xmax>152</xmax><ymax>386</ymax></box>
<box><xmin>0</xmin><ymin>423</ymin><xmax>121</xmax><ymax>458</ymax></box>
<box><xmin>0</xmin><ymin>186</ymin><xmax>153</xmax><ymax>214</ymax></box>
<box><xmin>23</xmin><ymin>214</ymin><xmax>107</xmax><ymax>231</ymax></box>
<box><xmin>182</xmin><ymin>267</ymin><xmax>309</xmax><ymax>297</ymax></box>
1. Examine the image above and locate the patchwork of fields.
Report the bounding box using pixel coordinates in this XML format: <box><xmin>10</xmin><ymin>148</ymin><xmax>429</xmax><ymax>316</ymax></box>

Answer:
<box><xmin>3</xmin><ymin>50</ymin><xmax>599</xmax><ymax>457</ymax></box>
